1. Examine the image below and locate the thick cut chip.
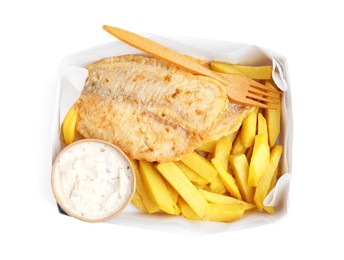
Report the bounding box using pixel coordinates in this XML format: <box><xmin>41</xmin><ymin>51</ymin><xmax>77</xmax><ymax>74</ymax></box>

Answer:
<box><xmin>209</xmin><ymin>176</ymin><xmax>227</xmax><ymax>194</ymax></box>
<box><xmin>181</xmin><ymin>152</ymin><xmax>218</xmax><ymax>182</ymax></box>
<box><xmin>241</xmin><ymin>107</ymin><xmax>259</xmax><ymax>148</ymax></box>
<box><xmin>199</xmin><ymin>189</ymin><xmax>255</xmax><ymax>210</ymax></box>
<box><xmin>211</xmin><ymin>158</ymin><xmax>242</xmax><ymax>200</ymax></box>
<box><xmin>131</xmin><ymin>192</ymin><xmax>147</xmax><ymax>212</ymax></box>
<box><xmin>130</xmin><ymin>159</ymin><xmax>159</xmax><ymax>213</ymax></box>
<box><xmin>139</xmin><ymin>161</ymin><xmax>179</xmax><ymax>215</ymax></box>
<box><xmin>178</xmin><ymin>198</ymin><xmax>201</xmax><ymax>221</ymax></box>
<box><xmin>214</xmin><ymin>136</ymin><xmax>232</xmax><ymax>170</ymax></box>
<box><xmin>62</xmin><ymin>108</ymin><xmax>78</xmax><ymax>145</ymax></box>
<box><xmin>248</xmin><ymin>134</ymin><xmax>270</xmax><ymax>187</ymax></box>
<box><xmin>229</xmin><ymin>154</ymin><xmax>255</xmax><ymax>203</ymax></box>
<box><xmin>264</xmin><ymin>81</ymin><xmax>281</xmax><ymax>147</ymax></box>
<box><xmin>196</xmin><ymin>141</ymin><xmax>216</xmax><ymax>153</ymax></box>
<box><xmin>254</xmin><ymin>145</ymin><xmax>283</xmax><ymax>212</ymax></box>
<box><xmin>174</xmin><ymin>161</ymin><xmax>208</xmax><ymax>186</ymax></box>
<box><xmin>205</xmin><ymin>203</ymin><xmax>245</xmax><ymax>223</ymax></box>
<box><xmin>210</xmin><ymin>62</ymin><xmax>272</xmax><ymax>80</ymax></box>
<box><xmin>156</xmin><ymin>162</ymin><xmax>210</xmax><ymax>219</ymax></box>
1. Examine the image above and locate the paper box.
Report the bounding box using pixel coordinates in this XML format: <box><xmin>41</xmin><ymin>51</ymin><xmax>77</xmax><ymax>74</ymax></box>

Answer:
<box><xmin>51</xmin><ymin>35</ymin><xmax>293</xmax><ymax>234</ymax></box>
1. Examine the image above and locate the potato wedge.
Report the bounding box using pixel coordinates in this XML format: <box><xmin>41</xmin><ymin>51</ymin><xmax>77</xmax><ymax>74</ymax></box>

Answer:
<box><xmin>211</xmin><ymin>158</ymin><xmax>242</xmax><ymax>200</ymax></box>
<box><xmin>248</xmin><ymin>134</ymin><xmax>270</xmax><ymax>187</ymax></box>
<box><xmin>181</xmin><ymin>152</ymin><xmax>218</xmax><ymax>182</ymax></box>
<box><xmin>62</xmin><ymin>108</ymin><xmax>78</xmax><ymax>145</ymax></box>
<box><xmin>174</xmin><ymin>161</ymin><xmax>208</xmax><ymax>186</ymax></box>
<box><xmin>254</xmin><ymin>145</ymin><xmax>283</xmax><ymax>211</ymax></box>
<box><xmin>241</xmin><ymin>107</ymin><xmax>259</xmax><ymax>148</ymax></box>
<box><xmin>156</xmin><ymin>162</ymin><xmax>210</xmax><ymax>219</ymax></box>
<box><xmin>130</xmin><ymin>159</ymin><xmax>159</xmax><ymax>213</ymax></box>
<box><xmin>205</xmin><ymin>203</ymin><xmax>245</xmax><ymax>223</ymax></box>
<box><xmin>229</xmin><ymin>154</ymin><xmax>255</xmax><ymax>203</ymax></box>
<box><xmin>199</xmin><ymin>189</ymin><xmax>255</xmax><ymax>210</ymax></box>
<box><xmin>210</xmin><ymin>61</ymin><xmax>272</xmax><ymax>80</ymax></box>
<box><xmin>139</xmin><ymin>161</ymin><xmax>179</xmax><ymax>215</ymax></box>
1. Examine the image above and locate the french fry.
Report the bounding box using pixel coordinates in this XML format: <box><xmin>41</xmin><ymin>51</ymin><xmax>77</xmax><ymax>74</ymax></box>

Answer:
<box><xmin>248</xmin><ymin>113</ymin><xmax>270</xmax><ymax>187</ymax></box>
<box><xmin>226</xmin><ymin>131</ymin><xmax>239</xmax><ymax>143</ymax></box>
<box><xmin>248</xmin><ymin>134</ymin><xmax>270</xmax><ymax>187</ymax></box>
<box><xmin>205</xmin><ymin>203</ymin><xmax>245</xmax><ymax>223</ymax></box>
<box><xmin>231</xmin><ymin>132</ymin><xmax>247</xmax><ymax>154</ymax></box>
<box><xmin>156</xmin><ymin>162</ymin><xmax>210</xmax><ymax>219</ymax></box>
<box><xmin>264</xmin><ymin>81</ymin><xmax>281</xmax><ymax>147</ymax></box>
<box><xmin>211</xmin><ymin>158</ymin><xmax>242</xmax><ymax>200</ymax></box>
<box><xmin>268</xmin><ymin>168</ymin><xmax>279</xmax><ymax>193</ymax></box>
<box><xmin>196</xmin><ymin>141</ymin><xmax>216</xmax><ymax>153</ymax></box>
<box><xmin>181</xmin><ymin>152</ymin><xmax>218</xmax><ymax>182</ymax></box>
<box><xmin>206</xmin><ymin>152</ymin><xmax>213</xmax><ymax>161</ymax></box>
<box><xmin>62</xmin><ymin>108</ymin><xmax>78</xmax><ymax>145</ymax></box>
<box><xmin>254</xmin><ymin>145</ymin><xmax>283</xmax><ymax>212</ymax></box>
<box><xmin>174</xmin><ymin>161</ymin><xmax>208</xmax><ymax>186</ymax></box>
<box><xmin>245</xmin><ymin>145</ymin><xmax>254</xmax><ymax>163</ymax></box>
<box><xmin>241</xmin><ymin>107</ymin><xmax>259</xmax><ymax>148</ymax></box>
<box><xmin>199</xmin><ymin>189</ymin><xmax>255</xmax><ymax>210</ymax></box>
<box><xmin>210</xmin><ymin>61</ymin><xmax>272</xmax><ymax>80</ymax></box>
<box><xmin>229</xmin><ymin>154</ymin><xmax>255</xmax><ymax>203</ymax></box>
<box><xmin>139</xmin><ymin>160</ymin><xmax>179</xmax><ymax>215</ymax></box>
<box><xmin>131</xmin><ymin>192</ymin><xmax>147</xmax><ymax>212</ymax></box>
<box><xmin>164</xmin><ymin>179</ymin><xmax>179</xmax><ymax>205</ymax></box>
<box><xmin>214</xmin><ymin>136</ymin><xmax>232</xmax><ymax>170</ymax></box>
<box><xmin>257</xmin><ymin>113</ymin><xmax>268</xmax><ymax>140</ymax></box>
<box><xmin>130</xmin><ymin>159</ymin><xmax>159</xmax><ymax>213</ymax></box>
<box><xmin>264</xmin><ymin>206</ymin><xmax>275</xmax><ymax>214</ymax></box>
<box><xmin>210</xmin><ymin>136</ymin><xmax>232</xmax><ymax>194</ymax></box>
<box><xmin>164</xmin><ymin>180</ymin><xmax>180</xmax><ymax>215</ymax></box>
<box><xmin>209</xmin><ymin>176</ymin><xmax>227</xmax><ymax>194</ymax></box>
<box><xmin>178</xmin><ymin>198</ymin><xmax>201</xmax><ymax>221</ymax></box>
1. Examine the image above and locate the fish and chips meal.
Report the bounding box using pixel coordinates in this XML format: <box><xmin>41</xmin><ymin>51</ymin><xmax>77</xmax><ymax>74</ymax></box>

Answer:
<box><xmin>52</xmin><ymin>26</ymin><xmax>285</xmax><ymax>224</ymax></box>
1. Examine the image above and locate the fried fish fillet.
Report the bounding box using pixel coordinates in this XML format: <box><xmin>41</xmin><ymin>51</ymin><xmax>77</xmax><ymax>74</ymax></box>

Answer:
<box><xmin>202</xmin><ymin>103</ymin><xmax>254</xmax><ymax>142</ymax></box>
<box><xmin>73</xmin><ymin>55</ymin><xmax>229</xmax><ymax>162</ymax></box>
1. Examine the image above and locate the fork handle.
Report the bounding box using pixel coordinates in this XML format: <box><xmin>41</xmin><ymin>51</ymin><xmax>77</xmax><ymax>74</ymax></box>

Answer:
<box><xmin>103</xmin><ymin>25</ymin><xmax>230</xmax><ymax>85</ymax></box>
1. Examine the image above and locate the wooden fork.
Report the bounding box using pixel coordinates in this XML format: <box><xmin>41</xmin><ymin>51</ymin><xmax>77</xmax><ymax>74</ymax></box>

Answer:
<box><xmin>102</xmin><ymin>25</ymin><xmax>281</xmax><ymax>109</ymax></box>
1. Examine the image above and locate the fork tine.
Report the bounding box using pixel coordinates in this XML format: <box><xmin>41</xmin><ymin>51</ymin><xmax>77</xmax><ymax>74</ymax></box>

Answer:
<box><xmin>246</xmin><ymin>94</ymin><xmax>280</xmax><ymax>104</ymax></box>
<box><xmin>243</xmin><ymin>97</ymin><xmax>280</xmax><ymax>110</ymax></box>
<box><xmin>250</xmin><ymin>82</ymin><xmax>282</xmax><ymax>95</ymax></box>
<box><xmin>242</xmin><ymin>98</ymin><xmax>270</xmax><ymax>109</ymax></box>
<box><xmin>248</xmin><ymin>87</ymin><xmax>281</xmax><ymax>100</ymax></box>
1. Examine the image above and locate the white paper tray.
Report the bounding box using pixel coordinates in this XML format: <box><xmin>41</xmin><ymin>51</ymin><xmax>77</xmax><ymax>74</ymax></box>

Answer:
<box><xmin>51</xmin><ymin>35</ymin><xmax>293</xmax><ymax>234</ymax></box>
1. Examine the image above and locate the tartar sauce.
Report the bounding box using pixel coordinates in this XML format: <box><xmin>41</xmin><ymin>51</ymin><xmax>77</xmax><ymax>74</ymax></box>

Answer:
<box><xmin>52</xmin><ymin>140</ymin><xmax>135</xmax><ymax>221</ymax></box>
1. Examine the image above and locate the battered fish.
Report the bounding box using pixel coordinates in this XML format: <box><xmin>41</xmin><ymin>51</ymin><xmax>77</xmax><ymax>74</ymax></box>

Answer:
<box><xmin>73</xmin><ymin>55</ymin><xmax>229</xmax><ymax>162</ymax></box>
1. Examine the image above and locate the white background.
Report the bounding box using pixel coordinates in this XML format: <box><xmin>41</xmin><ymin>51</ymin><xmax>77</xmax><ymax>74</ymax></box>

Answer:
<box><xmin>1</xmin><ymin>0</ymin><xmax>343</xmax><ymax>259</ymax></box>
